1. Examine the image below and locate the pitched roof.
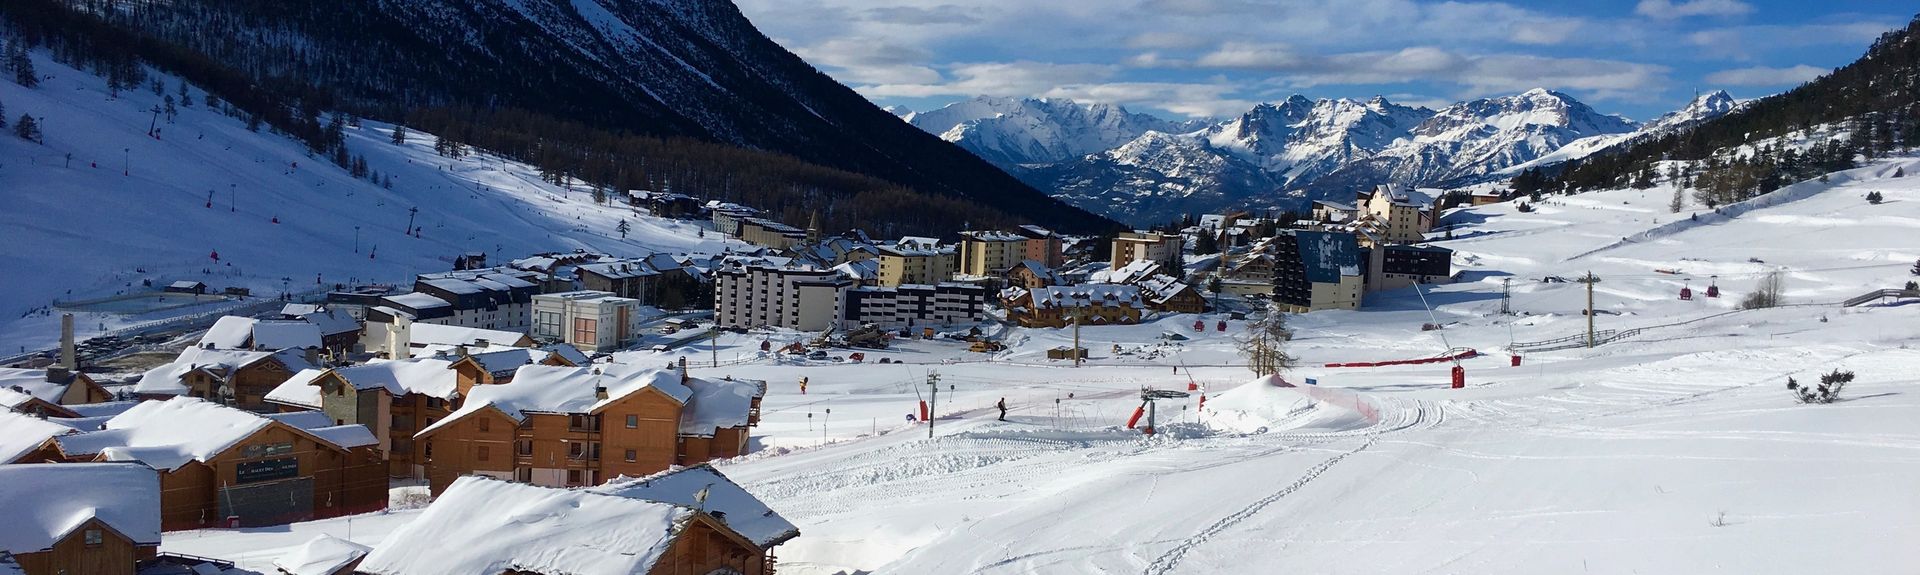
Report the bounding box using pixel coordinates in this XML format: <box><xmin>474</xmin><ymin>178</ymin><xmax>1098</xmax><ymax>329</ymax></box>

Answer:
<box><xmin>355</xmin><ymin>476</ymin><xmax>690</xmax><ymax>575</ymax></box>
<box><xmin>678</xmin><ymin>377</ymin><xmax>763</xmax><ymax>436</ymax></box>
<box><xmin>333</xmin><ymin>358</ymin><xmax>459</xmax><ymax>398</ymax></box>
<box><xmin>0</xmin><ymin>411</ymin><xmax>74</xmax><ymax>464</ymax></box>
<box><xmin>199</xmin><ymin>316</ymin><xmax>257</xmax><ymax>349</ymax></box>
<box><xmin>253</xmin><ymin>320</ymin><xmax>323</xmax><ymax>350</ymax></box>
<box><xmin>0</xmin><ymin>463</ymin><xmax>161</xmax><ymax>553</ymax></box>
<box><xmin>132</xmin><ymin>347</ymin><xmax>311</xmax><ymax>396</ymax></box>
<box><xmin>0</xmin><ymin>368</ymin><xmax>85</xmax><ymax>404</ymax></box>
<box><xmin>418</xmin><ymin>365</ymin><xmax>693</xmax><ymax>437</ymax></box>
<box><xmin>273</xmin><ymin>534</ymin><xmax>371</xmax><ymax>575</ymax></box>
<box><xmin>405</xmin><ymin>323</ymin><xmax>527</xmax><ymax>348</ymax></box>
<box><xmin>592</xmin><ymin>465</ymin><xmax>798</xmax><ymax>548</ymax></box>
<box><xmin>54</xmin><ymin>397</ymin><xmax>366</xmax><ymax>470</ymax></box>
<box><xmin>1028</xmin><ymin>285</ymin><xmax>1144</xmax><ymax>309</ymax></box>
<box><xmin>264</xmin><ymin>369</ymin><xmax>330</xmax><ymax>409</ymax></box>
<box><xmin>540</xmin><ymin>343</ymin><xmax>592</xmax><ymax>366</ymax></box>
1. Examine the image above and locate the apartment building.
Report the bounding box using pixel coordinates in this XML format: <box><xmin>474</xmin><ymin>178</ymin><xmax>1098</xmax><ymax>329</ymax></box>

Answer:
<box><xmin>874</xmin><ymin>243</ymin><xmax>956</xmax><ymax>287</ymax></box>
<box><xmin>1270</xmin><ymin>230</ymin><xmax>1364</xmax><ymax>312</ymax></box>
<box><xmin>1110</xmin><ymin>231</ymin><xmax>1181</xmax><ymax>269</ymax></box>
<box><xmin>1016</xmin><ymin>225</ymin><xmax>1064</xmax><ymax>267</ymax></box>
<box><xmin>843</xmin><ymin>283</ymin><xmax>988</xmax><ymax>329</ymax></box>
<box><xmin>530</xmin><ymin>291</ymin><xmax>645</xmax><ymax>352</ymax></box>
<box><xmin>956</xmin><ymin>230</ymin><xmax>1028</xmax><ymax>278</ymax></box>
<box><xmin>413</xmin><ymin>364</ymin><xmax>763</xmax><ymax>495</ymax></box>
<box><xmin>714</xmin><ymin>264</ymin><xmax>851</xmax><ymax>331</ymax></box>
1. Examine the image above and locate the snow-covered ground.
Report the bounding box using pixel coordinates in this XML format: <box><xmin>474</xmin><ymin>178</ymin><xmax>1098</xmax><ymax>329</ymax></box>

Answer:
<box><xmin>155</xmin><ymin>157</ymin><xmax>1920</xmax><ymax>574</ymax></box>
<box><xmin>0</xmin><ymin>52</ymin><xmax>739</xmax><ymax>353</ymax></box>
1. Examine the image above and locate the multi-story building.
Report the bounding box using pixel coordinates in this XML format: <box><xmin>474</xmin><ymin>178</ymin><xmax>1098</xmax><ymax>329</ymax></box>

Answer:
<box><xmin>405</xmin><ymin>268</ymin><xmax>543</xmax><ymax>331</ymax></box>
<box><xmin>708</xmin><ymin>203</ymin><xmax>759</xmax><ymax>237</ymax></box>
<box><xmin>1110</xmin><ymin>231</ymin><xmax>1181</xmax><ymax>269</ymax></box>
<box><xmin>413</xmin><ymin>364</ymin><xmax>763</xmax><ymax>495</ymax></box>
<box><xmin>530</xmin><ymin>291</ymin><xmax>645</xmax><ymax>352</ymax></box>
<box><xmin>843</xmin><ymin>283</ymin><xmax>988</xmax><ymax>329</ymax></box>
<box><xmin>874</xmin><ymin>243</ymin><xmax>956</xmax><ymax>287</ymax></box>
<box><xmin>1271</xmin><ymin>230</ymin><xmax>1364</xmax><ymax>312</ymax></box>
<box><xmin>42</xmin><ymin>398</ymin><xmax>387</xmax><ymax>530</ymax></box>
<box><xmin>714</xmin><ymin>265</ymin><xmax>850</xmax><ymax>331</ymax></box>
<box><xmin>737</xmin><ymin>218</ymin><xmax>808</xmax><ymax>250</ymax></box>
<box><xmin>1000</xmin><ymin>285</ymin><xmax>1146</xmax><ymax>328</ymax></box>
<box><xmin>956</xmin><ymin>230</ymin><xmax>1028</xmax><ymax>278</ymax></box>
<box><xmin>1362</xmin><ymin>244</ymin><xmax>1455</xmax><ymax>292</ymax></box>
<box><xmin>1016</xmin><ymin>225</ymin><xmax>1064</xmax><ymax>267</ymax></box>
<box><xmin>1355</xmin><ymin>184</ymin><xmax>1435</xmax><ymax>245</ymax></box>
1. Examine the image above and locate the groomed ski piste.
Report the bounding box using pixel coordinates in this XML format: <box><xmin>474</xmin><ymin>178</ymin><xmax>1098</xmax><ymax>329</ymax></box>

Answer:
<box><xmin>152</xmin><ymin>154</ymin><xmax>1920</xmax><ymax>573</ymax></box>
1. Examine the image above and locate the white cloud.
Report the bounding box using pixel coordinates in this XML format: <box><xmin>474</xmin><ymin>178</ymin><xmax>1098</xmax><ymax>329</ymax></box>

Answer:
<box><xmin>1634</xmin><ymin>0</ymin><xmax>1753</xmax><ymax>20</ymax></box>
<box><xmin>1040</xmin><ymin>82</ymin><xmax>1257</xmax><ymax>118</ymax></box>
<box><xmin>1192</xmin><ymin>43</ymin><xmax>1668</xmax><ymax>100</ymax></box>
<box><xmin>791</xmin><ymin>38</ymin><xmax>943</xmax><ymax>85</ymax></box>
<box><xmin>859</xmin><ymin>61</ymin><xmax>1117</xmax><ymax>99</ymax></box>
<box><xmin>1704</xmin><ymin>64</ymin><xmax>1828</xmax><ymax>86</ymax></box>
<box><xmin>1687</xmin><ymin>20</ymin><xmax>1897</xmax><ymax>60</ymax></box>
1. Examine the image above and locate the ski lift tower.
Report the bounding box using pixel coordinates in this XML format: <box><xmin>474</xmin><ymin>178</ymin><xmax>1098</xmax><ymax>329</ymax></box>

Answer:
<box><xmin>1129</xmin><ymin>387</ymin><xmax>1192</xmax><ymax>435</ymax></box>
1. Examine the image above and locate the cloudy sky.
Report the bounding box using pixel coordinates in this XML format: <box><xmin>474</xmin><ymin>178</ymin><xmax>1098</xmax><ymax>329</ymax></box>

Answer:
<box><xmin>734</xmin><ymin>0</ymin><xmax>1909</xmax><ymax>121</ymax></box>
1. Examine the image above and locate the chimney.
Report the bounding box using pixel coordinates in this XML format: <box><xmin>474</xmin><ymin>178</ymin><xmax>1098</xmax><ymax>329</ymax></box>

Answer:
<box><xmin>45</xmin><ymin>366</ymin><xmax>71</xmax><ymax>383</ymax></box>
<box><xmin>59</xmin><ymin>313</ymin><xmax>77</xmax><ymax>370</ymax></box>
<box><xmin>594</xmin><ymin>386</ymin><xmax>609</xmax><ymax>400</ymax></box>
<box><xmin>390</xmin><ymin>316</ymin><xmax>412</xmax><ymax>360</ymax></box>
<box><xmin>305</xmin><ymin>347</ymin><xmax>320</xmax><ymax>366</ymax></box>
<box><xmin>474</xmin><ymin>338</ymin><xmax>490</xmax><ymax>348</ymax></box>
<box><xmin>455</xmin><ymin>344</ymin><xmax>469</xmax><ymax>357</ymax></box>
<box><xmin>678</xmin><ymin>356</ymin><xmax>689</xmax><ymax>383</ymax></box>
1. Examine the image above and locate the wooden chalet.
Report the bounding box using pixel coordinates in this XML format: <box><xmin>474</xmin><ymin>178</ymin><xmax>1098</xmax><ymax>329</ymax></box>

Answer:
<box><xmin>1000</xmin><ymin>285</ymin><xmax>1146</xmax><ymax>328</ymax></box>
<box><xmin>0</xmin><ymin>367</ymin><xmax>111</xmax><ymax>406</ymax></box>
<box><xmin>132</xmin><ymin>345</ymin><xmax>314</xmax><ymax>412</ymax></box>
<box><xmin>0</xmin><ymin>463</ymin><xmax>161</xmax><ymax>575</ymax></box>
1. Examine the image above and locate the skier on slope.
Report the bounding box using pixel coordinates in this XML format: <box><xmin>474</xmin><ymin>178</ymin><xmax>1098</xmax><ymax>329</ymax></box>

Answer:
<box><xmin>996</xmin><ymin>397</ymin><xmax>1008</xmax><ymax>421</ymax></box>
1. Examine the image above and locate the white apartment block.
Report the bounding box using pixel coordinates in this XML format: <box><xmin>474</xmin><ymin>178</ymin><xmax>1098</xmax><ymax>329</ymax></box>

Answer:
<box><xmin>844</xmin><ymin>283</ymin><xmax>988</xmax><ymax>329</ymax></box>
<box><xmin>531</xmin><ymin>291</ymin><xmax>646</xmax><ymax>352</ymax></box>
<box><xmin>715</xmin><ymin>265</ymin><xmax>851</xmax><ymax>331</ymax></box>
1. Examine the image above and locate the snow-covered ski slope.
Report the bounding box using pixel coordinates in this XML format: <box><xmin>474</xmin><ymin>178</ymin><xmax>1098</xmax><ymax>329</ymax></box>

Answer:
<box><xmin>0</xmin><ymin>53</ymin><xmax>736</xmax><ymax>350</ymax></box>
<box><xmin>161</xmin><ymin>158</ymin><xmax>1920</xmax><ymax>574</ymax></box>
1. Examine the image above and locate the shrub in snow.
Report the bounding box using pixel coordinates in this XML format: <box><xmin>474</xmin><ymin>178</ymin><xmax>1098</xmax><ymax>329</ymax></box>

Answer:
<box><xmin>1787</xmin><ymin>370</ymin><xmax>1854</xmax><ymax>404</ymax></box>
<box><xmin>1740</xmin><ymin>270</ymin><xmax>1786</xmax><ymax>310</ymax></box>
<box><xmin>1866</xmin><ymin>191</ymin><xmax>1884</xmax><ymax>204</ymax></box>
<box><xmin>1516</xmin><ymin>202</ymin><xmax>1535</xmax><ymax>213</ymax></box>
<box><xmin>1906</xmin><ymin>280</ymin><xmax>1919</xmax><ymax>292</ymax></box>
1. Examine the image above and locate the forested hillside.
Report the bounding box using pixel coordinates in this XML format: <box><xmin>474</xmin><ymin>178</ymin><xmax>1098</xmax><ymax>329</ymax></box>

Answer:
<box><xmin>0</xmin><ymin>0</ymin><xmax>1118</xmax><ymax>236</ymax></box>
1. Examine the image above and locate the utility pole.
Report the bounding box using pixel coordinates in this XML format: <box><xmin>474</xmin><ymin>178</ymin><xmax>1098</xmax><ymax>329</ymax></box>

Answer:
<box><xmin>1072</xmin><ymin>297</ymin><xmax>1084</xmax><ymax>368</ymax></box>
<box><xmin>406</xmin><ymin>207</ymin><xmax>419</xmax><ymax>236</ymax></box>
<box><xmin>1578</xmin><ymin>272</ymin><xmax>1601</xmax><ymax>348</ymax></box>
<box><xmin>926</xmin><ymin>372</ymin><xmax>941</xmax><ymax>438</ymax></box>
<box><xmin>711</xmin><ymin>327</ymin><xmax>719</xmax><ymax>367</ymax></box>
<box><xmin>1499</xmin><ymin>277</ymin><xmax>1512</xmax><ymax>315</ymax></box>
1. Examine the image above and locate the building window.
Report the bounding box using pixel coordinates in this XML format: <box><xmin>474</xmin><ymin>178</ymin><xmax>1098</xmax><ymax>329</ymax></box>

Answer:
<box><xmin>477</xmin><ymin>445</ymin><xmax>490</xmax><ymax>462</ymax></box>
<box><xmin>573</xmin><ymin>317</ymin><xmax>597</xmax><ymax>345</ymax></box>
<box><xmin>516</xmin><ymin>439</ymin><xmax>532</xmax><ymax>456</ymax></box>
<box><xmin>624</xmin><ymin>449</ymin><xmax>637</xmax><ymax>462</ymax></box>
<box><xmin>84</xmin><ymin>529</ymin><xmax>102</xmax><ymax>546</ymax></box>
<box><xmin>567</xmin><ymin>469</ymin><xmax>582</xmax><ymax>485</ymax></box>
<box><xmin>478</xmin><ymin>418</ymin><xmax>490</xmax><ymax>433</ymax></box>
<box><xmin>625</xmin><ymin>414</ymin><xmax>638</xmax><ymax>428</ymax></box>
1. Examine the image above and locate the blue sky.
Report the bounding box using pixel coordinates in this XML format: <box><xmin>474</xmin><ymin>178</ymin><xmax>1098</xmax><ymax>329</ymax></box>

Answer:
<box><xmin>734</xmin><ymin>0</ymin><xmax>1911</xmax><ymax>121</ymax></box>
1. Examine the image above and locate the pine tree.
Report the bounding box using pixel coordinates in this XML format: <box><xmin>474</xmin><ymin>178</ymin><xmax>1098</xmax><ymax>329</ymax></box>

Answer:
<box><xmin>1669</xmin><ymin>186</ymin><xmax>1683</xmax><ymax>213</ymax></box>
<box><xmin>9</xmin><ymin>44</ymin><xmax>35</xmax><ymax>88</ymax></box>
<box><xmin>1910</xmin><ymin>258</ymin><xmax>1919</xmax><ymax>276</ymax></box>
<box><xmin>1193</xmin><ymin>230</ymin><xmax>1219</xmax><ymax>256</ymax></box>
<box><xmin>390</xmin><ymin>125</ymin><xmax>407</xmax><ymax>146</ymax></box>
<box><xmin>163</xmin><ymin>95</ymin><xmax>177</xmax><ymax>122</ymax></box>
<box><xmin>14</xmin><ymin>114</ymin><xmax>41</xmax><ymax>143</ymax></box>
<box><xmin>177</xmin><ymin>82</ymin><xmax>193</xmax><ymax>107</ymax></box>
<box><xmin>616</xmin><ymin>219</ymin><xmax>630</xmax><ymax>239</ymax></box>
<box><xmin>1867</xmin><ymin>191</ymin><xmax>1884</xmax><ymax>204</ymax></box>
<box><xmin>0</xmin><ymin>96</ymin><xmax>6</xmax><ymax>129</ymax></box>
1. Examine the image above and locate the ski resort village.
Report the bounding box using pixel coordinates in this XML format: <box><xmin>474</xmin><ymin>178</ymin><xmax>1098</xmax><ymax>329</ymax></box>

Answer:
<box><xmin>3</xmin><ymin>1</ymin><xmax>1920</xmax><ymax>574</ymax></box>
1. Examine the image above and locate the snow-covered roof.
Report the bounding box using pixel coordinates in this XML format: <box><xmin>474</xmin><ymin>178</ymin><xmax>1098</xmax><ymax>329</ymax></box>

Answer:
<box><xmin>678</xmin><ymin>377</ymin><xmax>762</xmax><ymax>436</ymax></box>
<box><xmin>540</xmin><ymin>343</ymin><xmax>592</xmax><ymax>366</ymax></box>
<box><xmin>1030</xmin><ymin>285</ymin><xmax>1144</xmax><ymax>309</ymax></box>
<box><xmin>297</xmin><ymin>308</ymin><xmax>361</xmax><ymax>337</ymax></box>
<box><xmin>333</xmin><ymin>358</ymin><xmax>459</xmax><ymax>399</ymax></box>
<box><xmin>0</xmin><ymin>368</ymin><xmax>84</xmax><ymax>404</ymax></box>
<box><xmin>1136</xmin><ymin>274</ymin><xmax>1195</xmax><ymax>304</ymax></box>
<box><xmin>1012</xmin><ymin>260</ymin><xmax>1058</xmax><ymax>283</ymax></box>
<box><xmin>0</xmin><ymin>411</ymin><xmax>74</xmax><ymax>464</ymax></box>
<box><xmin>54</xmin><ymin>397</ymin><xmax>366</xmax><ymax>470</ymax></box>
<box><xmin>273</xmin><ymin>534</ymin><xmax>371</xmax><ymax>575</ymax></box>
<box><xmin>62</xmin><ymin>401</ymin><xmax>138</xmax><ymax>419</ymax></box>
<box><xmin>199</xmin><ymin>316</ymin><xmax>257</xmax><ymax>349</ymax></box>
<box><xmin>280</xmin><ymin>303</ymin><xmax>322</xmax><ymax>316</ymax></box>
<box><xmin>1091</xmin><ymin>259</ymin><xmax>1161</xmax><ymax>285</ymax></box>
<box><xmin>960</xmin><ymin>230</ymin><xmax>1026</xmax><ymax>242</ymax></box>
<box><xmin>167</xmin><ymin>281</ymin><xmax>204</xmax><ymax>289</ymax></box>
<box><xmin>831</xmin><ymin>259</ymin><xmax>880</xmax><ymax>280</ymax></box>
<box><xmin>593</xmin><ymin>464</ymin><xmax>798</xmax><ymax>548</ymax></box>
<box><xmin>418</xmin><ymin>365</ymin><xmax>692</xmax><ymax>437</ymax></box>
<box><xmin>132</xmin><ymin>347</ymin><xmax>311</xmax><ymax>396</ymax></box>
<box><xmin>265</xmin><ymin>369</ymin><xmax>329</xmax><ymax>409</ymax></box>
<box><xmin>253</xmin><ymin>320</ymin><xmax>323</xmax><ymax>350</ymax></box>
<box><xmin>356</xmin><ymin>476</ymin><xmax>690</xmax><ymax>575</ymax></box>
<box><xmin>460</xmin><ymin>348</ymin><xmax>554</xmax><ymax>375</ymax></box>
<box><xmin>577</xmin><ymin>260</ymin><xmax>660</xmax><ymax>280</ymax></box>
<box><xmin>383</xmin><ymin>292</ymin><xmax>451</xmax><ymax>310</ymax></box>
<box><xmin>0</xmin><ymin>463</ymin><xmax>161</xmax><ymax>553</ymax></box>
<box><xmin>405</xmin><ymin>323</ymin><xmax>527</xmax><ymax>348</ymax></box>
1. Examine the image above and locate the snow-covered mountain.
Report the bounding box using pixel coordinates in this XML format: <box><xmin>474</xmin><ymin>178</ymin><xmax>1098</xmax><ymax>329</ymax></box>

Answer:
<box><xmin>902</xmin><ymin>97</ymin><xmax>1207</xmax><ymax>167</ymax></box>
<box><xmin>911</xmin><ymin>89</ymin><xmax>1739</xmax><ymax>224</ymax></box>
<box><xmin>1312</xmin><ymin>89</ymin><xmax>1640</xmax><ymax>192</ymax></box>
<box><xmin>1497</xmin><ymin>90</ymin><xmax>1748</xmax><ymax>177</ymax></box>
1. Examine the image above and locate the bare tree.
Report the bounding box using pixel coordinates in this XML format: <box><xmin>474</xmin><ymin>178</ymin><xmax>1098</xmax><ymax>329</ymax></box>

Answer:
<box><xmin>1239</xmin><ymin>304</ymin><xmax>1296</xmax><ymax>376</ymax></box>
<box><xmin>1741</xmin><ymin>270</ymin><xmax>1786</xmax><ymax>309</ymax></box>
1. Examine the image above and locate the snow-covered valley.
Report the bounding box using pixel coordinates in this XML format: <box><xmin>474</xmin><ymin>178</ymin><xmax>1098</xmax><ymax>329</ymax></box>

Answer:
<box><xmin>159</xmin><ymin>157</ymin><xmax>1920</xmax><ymax>574</ymax></box>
